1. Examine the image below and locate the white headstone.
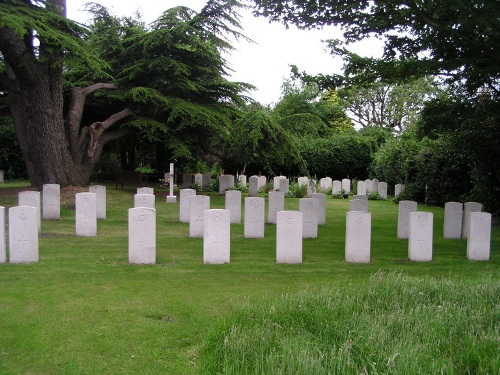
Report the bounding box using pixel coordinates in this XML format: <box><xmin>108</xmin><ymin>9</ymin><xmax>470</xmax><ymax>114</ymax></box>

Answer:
<box><xmin>467</xmin><ymin>212</ymin><xmax>491</xmax><ymax>261</ymax></box>
<box><xmin>189</xmin><ymin>195</ymin><xmax>210</xmax><ymax>237</ymax></box>
<box><xmin>310</xmin><ymin>193</ymin><xmax>326</xmax><ymax>225</ymax></box>
<box><xmin>137</xmin><ymin>187</ymin><xmax>154</xmax><ymax>195</ymax></box>
<box><xmin>244</xmin><ymin>197</ymin><xmax>265</xmax><ymax>238</ymax></box>
<box><xmin>225</xmin><ymin>190</ymin><xmax>242</xmax><ymax>224</ymax></box>
<box><xmin>279</xmin><ymin>177</ymin><xmax>289</xmax><ymax>194</ymax></box>
<box><xmin>128</xmin><ymin>207</ymin><xmax>156</xmax><ymax>264</ymax></box>
<box><xmin>273</xmin><ymin>176</ymin><xmax>285</xmax><ymax>191</ymax></box>
<box><xmin>134</xmin><ymin>193</ymin><xmax>155</xmax><ymax>209</ymax></box>
<box><xmin>319</xmin><ymin>177</ymin><xmax>332</xmax><ymax>191</ymax></box>
<box><xmin>366</xmin><ymin>179</ymin><xmax>374</xmax><ymax>194</ymax></box>
<box><xmin>203</xmin><ymin>209</ymin><xmax>230</xmax><ymax>264</ymax></box>
<box><xmin>378</xmin><ymin>182</ymin><xmax>388</xmax><ymax>200</ymax></box>
<box><xmin>395</xmin><ymin>184</ymin><xmax>405</xmax><ymax>198</ymax></box>
<box><xmin>219</xmin><ymin>175</ymin><xmax>235</xmax><ymax>194</ymax></box>
<box><xmin>357</xmin><ymin>180</ymin><xmax>367</xmax><ymax>195</ymax></box>
<box><xmin>268</xmin><ymin>191</ymin><xmax>285</xmax><ymax>224</ymax></box>
<box><xmin>194</xmin><ymin>173</ymin><xmax>203</xmax><ymax>187</ymax></box>
<box><xmin>332</xmin><ymin>180</ymin><xmax>342</xmax><ymax>195</ymax></box>
<box><xmin>349</xmin><ymin>198</ymin><xmax>368</xmax><ymax>212</ymax></box>
<box><xmin>179</xmin><ymin>189</ymin><xmax>196</xmax><ymax>222</ymax></box>
<box><xmin>372</xmin><ymin>179</ymin><xmax>379</xmax><ymax>194</ymax></box>
<box><xmin>75</xmin><ymin>192</ymin><xmax>97</xmax><ymax>237</ymax></box>
<box><xmin>89</xmin><ymin>185</ymin><xmax>106</xmax><ymax>219</ymax></box>
<box><xmin>341</xmin><ymin>178</ymin><xmax>351</xmax><ymax>193</ymax></box>
<box><xmin>258</xmin><ymin>176</ymin><xmax>267</xmax><ymax>190</ymax></box>
<box><xmin>18</xmin><ymin>191</ymin><xmax>41</xmax><ymax>232</ymax></box>
<box><xmin>397</xmin><ymin>200</ymin><xmax>418</xmax><ymax>239</ymax></box>
<box><xmin>42</xmin><ymin>184</ymin><xmax>60</xmax><ymax>220</ymax></box>
<box><xmin>248</xmin><ymin>175</ymin><xmax>259</xmax><ymax>197</ymax></box>
<box><xmin>408</xmin><ymin>212</ymin><xmax>433</xmax><ymax>261</ymax></box>
<box><xmin>345</xmin><ymin>211</ymin><xmax>371</xmax><ymax>263</ymax></box>
<box><xmin>299</xmin><ymin>198</ymin><xmax>318</xmax><ymax>238</ymax></box>
<box><xmin>298</xmin><ymin>177</ymin><xmax>309</xmax><ymax>188</ymax></box>
<box><xmin>9</xmin><ymin>206</ymin><xmax>38</xmax><ymax>263</ymax></box>
<box><xmin>238</xmin><ymin>175</ymin><xmax>247</xmax><ymax>186</ymax></box>
<box><xmin>443</xmin><ymin>202</ymin><xmax>463</xmax><ymax>239</ymax></box>
<box><xmin>0</xmin><ymin>206</ymin><xmax>5</xmax><ymax>263</ymax></box>
<box><xmin>276</xmin><ymin>211</ymin><xmax>302</xmax><ymax>264</ymax></box>
<box><xmin>462</xmin><ymin>202</ymin><xmax>482</xmax><ymax>239</ymax></box>
<box><xmin>352</xmin><ymin>195</ymin><xmax>368</xmax><ymax>201</ymax></box>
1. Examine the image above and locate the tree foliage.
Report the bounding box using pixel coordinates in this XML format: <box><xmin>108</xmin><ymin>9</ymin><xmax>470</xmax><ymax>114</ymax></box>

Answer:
<box><xmin>253</xmin><ymin>0</ymin><xmax>500</xmax><ymax>93</ymax></box>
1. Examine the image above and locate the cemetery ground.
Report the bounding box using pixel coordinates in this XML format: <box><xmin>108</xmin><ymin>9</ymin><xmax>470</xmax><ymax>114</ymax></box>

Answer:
<box><xmin>0</xmin><ymin>182</ymin><xmax>499</xmax><ymax>374</ymax></box>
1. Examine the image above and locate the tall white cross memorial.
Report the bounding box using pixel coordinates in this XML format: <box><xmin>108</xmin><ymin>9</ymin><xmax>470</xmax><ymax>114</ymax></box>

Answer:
<box><xmin>166</xmin><ymin>163</ymin><xmax>177</xmax><ymax>203</ymax></box>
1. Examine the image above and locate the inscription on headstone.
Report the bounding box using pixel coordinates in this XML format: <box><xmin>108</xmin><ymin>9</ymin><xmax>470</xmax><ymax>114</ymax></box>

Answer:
<box><xmin>203</xmin><ymin>209</ymin><xmax>230</xmax><ymax>264</ymax></box>
<box><xmin>467</xmin><ymin>212</ymin><xmax>491</xmax><ymax>261</ymax></box>
<box><xmin>225</xmin><ymin>190</ymin><xmax>242</xmax><ymax>224</ymax></box>
<box><xmin>75</xmin><ymin>192</ymin><xmax>97</xmax><ymax>237</ymax></box>
<box><xmin>189</xmin><ymin>195</ymin><xmax>210</xmax><ymax>237</ymax></box>
<box><xmin>128</xmin><ymin>207</ymin><xmax>156</xmax><ymax>264</ymax></box>
<box><xmin>89</xmin><ymin>185</ymin><xmax>106</xmax><ymax>219</ymax></box>
<box><xmin>244</xmin><ymin>197</ymin><xmax>265</xmax><ymax>238</ymax></box>
<box><xmin>19</xmin><ymin>191</ymin><xmax>41</xmax><ymax>232</ymax></box>
<box><xmin>299</xmin><ymin>198</ymin><xmax>318</xmax><ymax>238</ymax></box>
<box><xmin>443</xmin><ymin>202</ymin><xmax>463</xmax><ymax>239</ymax></box>
<box><xmin>268</xmin><ymin>191</ymin><xmax>285</xmax><ymax>224</ymax></box>
<box><xmin>9</xmin><ymin>206</ymin><xmax>38</xmax><ymax>263</ymax></box>
<box><xmin>43</xmin><ymin>184</ymin><xmax>60</xmax><ymax>220</ymax></box>
<box><xmin>397</xmin><ymin>200</ymin><xmax>418</xmax><ymax>239</ymax></box>
<box><xmin>179</xmin><ymin>189</ymin><xmax>196</xmax><ymax>223</ymax></box>
<box><xmin>276</xmin><ymin>211</ymin><xmax>303</xmax><ymax>264</ymax></box>
<box><xmin>345</xmin><ymin>211</ymin><xmax>371</xmax><ymax>263</ymax></box>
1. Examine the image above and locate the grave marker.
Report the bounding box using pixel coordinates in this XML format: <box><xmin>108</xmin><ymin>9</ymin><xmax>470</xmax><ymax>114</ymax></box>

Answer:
<box><xmin>179</xmin><ymin>189</ymin><xmax>196</xmax><ymax>222</ymax></box>
<box><xmin>299</xmin><ymin>198</ymin><xmax>318</xmax><ymax>238</ymax></box>
<box><xmin>268</xmin><ymin>191</ymin><xmax>284</xmax><ymax>224</ymax></box>
<box><xmin>443</xmin><ymin>202</ymin><xmax>463</xmax><ymax>239</ymax></box>
<box><xmin>341</xmin><ymin>178</ymin><xmax>351</xmax><ymax>193</ymax></box>
<box><xmin>276</xmin><ymin>211</ymin><xmax>303</xmax><ymax>264</ymax></box>
<box><xmin>408</xmin><ymin>212</ymin><xmax>433</xmax><ymax>261</ymax></box>
<box><xmin>166</xmin><ymin>163</ymin><xmax>177</xmax><ymax>203</ymax></box>
<box><xmin>248</xmin><ymin>176</ymin><xmax>259</xmax><ymax>197</ymax></box>
<box><xmin>225</xmin><ymin>190</ymin><xmax>242</xmax><ymax>224</ymax></box>
<box><xmin>9</xmin><ymin>206</ymin><xmax>38</xmax><ymax>263</ymax></box>
<box><xmin>345</xmin><ymin>211</ymin><xmax>371</xmax><ymax>263</ymax></box>
<box><xmin>128</xmin><ymin>207</ymin><xmax>156</xmax><ymax>264</ymax></box>
<box><xmin>357</xmin><ymin>180</ymin><xmax>367</xmax><ymax>195</ymax></box>
<box><xmin>378</xmin><ymin>182</ymin><xmax>388</xmax><ymax>200</ymax></box>
<box><xmin>332</xmin><ymin>180</ymin><xmax>342</xmax><ymax>195</ymax></box>
<box><xmin>310</xmin><ymin>193</ymin><xmax>326</xmax><ymax>225</ymax></box>
<box><xmin>203</xmin><ymin>209</ymin><xmax>230</xmax><ymax>264</ymax></box>
<box><xmin>0</xmin><ymin>206</ymin><xmax>5</xmax><ymax>263</ymax></box>
<box><xmin>89</xmin><ymin>185</ymin><xmax>106</xmax><ymax>219</ymax></box>
<box><xmin>189</xmin><ymin>195</ymin><xmax>210</xmax><ymax>237</ymax></box>
<box><xmin>467</xmin><ymin>212</ymin><xmax>491</xmax><ymax>261</ymax></box>
<box><xmin>349</xmin><ymin>198</ymin><xmax>368</xmax><ymax>212</ymax></box>
<box><xmin>137</xmin><ymin>187</ymin><xmax>154</xmax><ymax>195</ymax></box>
<box><xmin>219</xmin><ymin>175</ymin><xmax>235</xmax><ymax>194</ymax></box>
<box><xmin>75</xmin><ymin>192</ymin><xmax>97</xmax><ymax>237</ymax></box>
<box><xmin>395</xmin><ymin>184</ymin><xmax>405</xmax><ymax>198</ymax></box>
<box><xmin>134</xmin><ymin>193</ymin><xmax>155</xmax><ymax>209</ymax></box>
<box><xmin>397</xmin><ymin>200</ymin><xmax>418</xmax><ymax>239</ymax></box>
<box><xmin>18</xmin><ymin>191</ymin><xmax>41</xmax><ymax>232</ymax></box>
<box><xmin>43</xmin><ymin>184</ymin><xmax>60</xmax><ymax>220</ymax></box>
<box><xmin>319</xmin><ymin>177</ymin><xmax>332</xmax><ymax>192</ymax></box>
<box><xmin>462</xmin><ymin>202</ymin><xmax>482</xmax><ymax>239</ymax></box>
<box><xmin>244</xmin><ymin>197</ymin><xmax>265</xmax><ymax>238</ymax></box>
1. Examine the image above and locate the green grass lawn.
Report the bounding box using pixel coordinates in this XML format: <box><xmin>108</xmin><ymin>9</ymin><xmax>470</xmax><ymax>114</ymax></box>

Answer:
<box><xmin>0</xmin><ymin>182</ymin><xmax>498</xmax><ymax>374</ymax></box>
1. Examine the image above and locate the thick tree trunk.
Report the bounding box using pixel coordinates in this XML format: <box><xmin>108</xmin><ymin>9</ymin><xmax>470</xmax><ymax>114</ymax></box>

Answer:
<box><xmin>0</xmin><ymin>0</ymin><xmax>133</xmax><ymax>189</ymax></box>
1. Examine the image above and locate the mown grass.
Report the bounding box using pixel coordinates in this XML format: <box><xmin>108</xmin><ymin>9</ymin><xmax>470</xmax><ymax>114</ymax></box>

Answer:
<box><xmin>0</xmin><ymin>182</ymin><xmax>498</xmax><ymax>374</ymax></box>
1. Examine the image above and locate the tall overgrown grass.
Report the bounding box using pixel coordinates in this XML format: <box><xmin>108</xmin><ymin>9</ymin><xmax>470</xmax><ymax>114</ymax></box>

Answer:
<box><xmin>201</xmin><ymin>272</ymin><xmax>500</xmax><ymax>374</ymax></box>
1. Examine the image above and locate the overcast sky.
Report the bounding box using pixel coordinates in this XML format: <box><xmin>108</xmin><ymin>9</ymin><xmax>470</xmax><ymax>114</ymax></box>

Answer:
<box><xmin>66</xmin><ymin>0</ymin><xmax>382</xmax><ymax>106</ymax></box>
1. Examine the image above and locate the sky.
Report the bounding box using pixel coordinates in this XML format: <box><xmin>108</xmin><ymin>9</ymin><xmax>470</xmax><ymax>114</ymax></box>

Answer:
<box><xmin>66</xmin><ymin>0</ymin><xmax>383</xmax><ymax>106</ymax></box>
